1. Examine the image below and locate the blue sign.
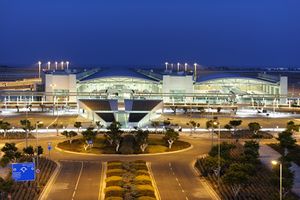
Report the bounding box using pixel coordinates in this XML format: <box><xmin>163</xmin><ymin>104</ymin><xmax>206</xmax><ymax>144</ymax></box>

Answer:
<box><xmin>48</xmin><ymin>142</ymin><xmax>52</xmax><ymax>151</ymax></box>
<box><xmin>12</xmin><ymin>162</ymin><xmax>35</xmax><ymax>181</ymax></box>
<box><xmin>88</xmin><ymin>140</ymin><xmax>93</xmax><ymax>144</ymax></box>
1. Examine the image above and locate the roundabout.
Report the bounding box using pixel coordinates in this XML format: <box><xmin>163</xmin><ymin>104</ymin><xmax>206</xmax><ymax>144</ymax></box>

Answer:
<box><xmin>56</xmin><ymin>135</ymin><xmax>192</xmax><ymax>156</ymax></box>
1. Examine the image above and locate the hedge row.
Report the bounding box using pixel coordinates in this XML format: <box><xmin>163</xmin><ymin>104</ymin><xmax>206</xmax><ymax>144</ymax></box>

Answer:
<box><xmin>104</xmin><ymin>161</ymin><xmax>157</xmax><ymax>200</ymax></box>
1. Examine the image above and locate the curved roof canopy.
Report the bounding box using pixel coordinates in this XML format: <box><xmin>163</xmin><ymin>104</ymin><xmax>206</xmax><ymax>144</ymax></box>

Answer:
<box><xmin>80</xmin><ymin>68</ymin><xmax>159</xmax><ymax>82</ymax></box>
<box><xmin>196</xmin><ymin>73</ymin><xmax>279</xmax><ymax>84</ymax></box>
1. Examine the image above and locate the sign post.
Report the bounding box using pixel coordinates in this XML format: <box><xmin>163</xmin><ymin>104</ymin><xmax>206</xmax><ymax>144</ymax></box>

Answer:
<box><xmin>12</xmin><ymin>162</ymin><xmax>35</xmax><ymax>182</ymax></box>
<box><xmin>48</xmin><ymin>142</ymin><xmax>52</xmax><ymax>159</ymax></box>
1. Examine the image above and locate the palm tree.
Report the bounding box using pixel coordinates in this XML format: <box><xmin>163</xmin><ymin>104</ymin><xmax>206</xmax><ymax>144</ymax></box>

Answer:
<box><xmin>151</xmin><ymin>121</ymin><xmax>160</xmax><ymax>133</ymax></box>
<box><xmin>0</xmin><ymin>121</ymin><xmax>11</xmax><ymax>138</ymax></box>
<box><xmin>74</xmin><ymin>122</ymin><xmax>82</xmax><ymax>135</ymax></box>
<box><xmin>20</xmin><ymin>120</ymin><xmax>34</xmax><ymax>147</ymax></box>
<box><xmin>95</xmin><ymin>121</ymin><xmax>103</xmax><ymax>132</ymax></box>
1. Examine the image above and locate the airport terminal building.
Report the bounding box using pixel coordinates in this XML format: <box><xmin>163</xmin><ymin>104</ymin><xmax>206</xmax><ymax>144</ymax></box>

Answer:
<box><xmin>42</xmin><ymin>67</ymin><xmax>288</xmax><ymax>127</ymax></box>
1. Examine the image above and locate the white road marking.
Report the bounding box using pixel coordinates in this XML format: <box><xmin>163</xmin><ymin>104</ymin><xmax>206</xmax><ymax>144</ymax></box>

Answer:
<box><xmin>170</xmin><ymin>164</ymin><xmax>189</xmax><ymax>200</ymax></box>
<box><xmin>72</xmin><ymin>161</ymin><xmax>84</xmax><ymax>200</ymax></box>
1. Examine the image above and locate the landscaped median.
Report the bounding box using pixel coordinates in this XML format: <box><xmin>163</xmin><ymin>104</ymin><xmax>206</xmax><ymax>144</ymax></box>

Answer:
<box><xmin>101</xmin><ymin>160</ymin><xmax>159</xmax><ymax>200</ymax></box>
<box><xmin>195</xmin><ymin>141</ymin><xmax>299</xmax><ymax>200</ymax></box>
<box><xmin>0</xmin><ymin>143</ymin><xmax>57</xmax><ymax>199</ymax></box>
<box><xmin>57</xmin><ymin>135</ymin><xmax>191</xmax><ymax>155</ymax></box>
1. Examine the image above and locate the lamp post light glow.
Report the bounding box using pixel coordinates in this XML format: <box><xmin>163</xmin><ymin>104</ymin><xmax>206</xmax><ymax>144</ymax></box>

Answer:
<box><xmin>171</xmin><ymin>63</ymin><xmax>174</xmax><ymax>71</ymax></box>
<box><xmin>177</xmin><ymin>62</ymin><xmax>180</xmax><ymax>72</ymax></box>
<box><xmin>272</xmin><ymin>160</ymin><xmax>282</xmax><ymax>200</ymax></box>
<box><xmin>194</xmin><ymin>63</ymin><xmax>197</xmax><ymax>80</ymax></box>
<box><xmin>165</xmin><ymin>62</ymin><xmax>168</xmax><ymax>71</ymax></box>
<box><xmin>38</xmin><ymin>61</ymin><xmax>42</xmax><ymax>79</ymax></box>
<box><xmin>66</xmin><ymin>61</ymin><xmax>69</xmax><ymax>70</ymax></box>
<box><xmin>61</xmin><ymin>61</ymin><xmax>64</xmax><ymax>70</ymax></box>
<box><xmin>55</xmin><ymin>61</ymin><xmax>58</xmax><ymax>70</ymax></box>
<box><xmin>184</xmin><ymin>63</ymin><xmax>188</xmax><ymax>72</ymax></box>
<box><xmin>47</xmin><ymin>61</ymin><xmax>51</xmax><ymax>70</ymax></box>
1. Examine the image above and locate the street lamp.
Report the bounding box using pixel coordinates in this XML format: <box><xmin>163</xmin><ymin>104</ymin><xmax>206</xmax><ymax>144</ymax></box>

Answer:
<box><xmin>66</xmin><ymin>61</ymin><xmax>69</xmax><ymax>70</ymax></box>
<box><xmin>61</xmin><ymin>61</ymin><xmax>64</xmax><ymax>70</ymax></box>
<box><xmin>55</xmin><ymin>61</ymin><xmax>58</xmax><ymax>70</ymax></box>
<box><xmin>213</xmin><ymin>121</ymin><xmax>221</xmax><ymax>187</ymax></box>
<box><xmin>272</xmin><ymin>160</ymin><xmax>282</xmax><ymax>200</ymax></box>
<box><xmin>47</xmin><ymin>61</ymin><xmax>51</xmax><ymax>70</ymax></box>
<box><xmin>184</xmin><ymin>63</ymin><xmax>188</xmax><ymax>72</ymax></box>
<box><xmin>38</xmin><ymin>61</ymin><xmax>42</xmax><ymax>79</ymax></box>
<box><xmin>50</xmin><ymin>84</ymin><xmax>56</xmax><ymax>116</ymax></box>
<box><xmin>194</xmin><ymin>63</ymin><xmax>197</xmax><ymax>80</ymax></box>
<box><xmin>165</xmin><ymin>62</ymin><xmax>168</xmax><ymax>71</ymax></box>
<box><xmin>177</xmin><ymin>62</ymin><xmax>180</xmax><ymax>72</ymax></box>
<box><xmin>35</xmin><ymin>121</ymin><xmax>43</xmax><ymax>187</ymax></box>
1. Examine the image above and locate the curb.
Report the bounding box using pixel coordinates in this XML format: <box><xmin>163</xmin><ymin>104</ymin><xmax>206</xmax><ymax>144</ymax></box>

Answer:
<box><xmin>99</xmin><ymin>162</ymin><xmax>107</xmax><ymax>200</ymax></box>
<box><xmin>147</xmin><ymin>162</ymin><xmax>161</xmax><ymax>200</ymax></box>
<box><xmin>38</xmin><ymin>160</ymin><xmax>61</xmax><ymax>200</ymax></box>
<box><xmin>191</xmin><ymin>156</ymin><xmax>221</xmax><ymax>200</ymax></box>
<box><xmin>55</xmin><ymin>144</ymin><xmax>193</xmax><ymax>157</ymax></box>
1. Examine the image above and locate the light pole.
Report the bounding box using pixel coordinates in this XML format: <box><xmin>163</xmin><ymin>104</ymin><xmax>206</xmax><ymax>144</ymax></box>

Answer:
<box><xmin>66</xmin><ymin>61</ymin><xmax>69</xmax><ymax>70</ymax></box>
<box><xmin>38</xmin><ymin>61</ymin><xmax>41</xmax><ymax>79</ymax></box>
<box><xmin>165</xmin><ymin>62</ymin><xmax>168</xmax><ymax>71</ymax></box>
<box><xmin>214</xmin><ymin>121</ymin><xmax>221</xmax><ymax>187</ymax></box>
<box><xmin>50</xmin><ymin>84</ymin><xmax>56</xmax><ymax>116</ymax></box>
<box><xmin>194</xmin><ymin>63</ymin><xmax>197</xmax><ymax>80</ymax></box>
<box><xmin>55</xmin><ymin>61</ymin><xmax>58</xmax><ymax>70</ymax></box>
<box><xmin>47</xmin><ymin>61</ymin><xmax>51</xmax><ymax>71</ymax></box>
<box><xmin>35</xmin><ymin>121</ymin><xmax>43</xmax><ymax>187</ymax></box>
<box><xmin>61</xmin><ymin>61</ymin><xmax>64</xmax><ymax>70</ymax></box>
<box><xmin>184</xmin><ymin>63</ymin><xmax>188</xmax><ymax>72</ymax></box>
<box><xmin>272</xmin><ymin>160</ymin><xmax>282</xmax><ymax>200</ymax></box>
<box><xmin>177</xmin><ymin>62</ymin><xmax>180</xmax><ymax>72</ymax></box>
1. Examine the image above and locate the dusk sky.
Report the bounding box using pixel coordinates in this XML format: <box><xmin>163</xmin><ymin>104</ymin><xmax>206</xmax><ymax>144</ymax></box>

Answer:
<box><xmin>0</xmin><ymin>0</ymin><xmax>299</xmax><ymax>67</ymax></box>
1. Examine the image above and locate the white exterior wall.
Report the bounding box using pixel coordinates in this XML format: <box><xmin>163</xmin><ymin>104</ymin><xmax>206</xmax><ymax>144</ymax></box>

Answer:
<box><xmin>162</xmin><ymin>75</ymin><xmax>194</xmax><ymax>102</ymax></box>
<box><xmin>45</xmin><ymin>74</ymin><xmax>77</xmax><ymax>102</ymax></box>
<box><xmin>279</xmin><ymin>76</ymin><xmax>288</xmax><ymax>104</ymax></box>
<box><xmin>279</xmin><ymin>76</ymin><xmax>288</xmax><ymax>95</ymax></box>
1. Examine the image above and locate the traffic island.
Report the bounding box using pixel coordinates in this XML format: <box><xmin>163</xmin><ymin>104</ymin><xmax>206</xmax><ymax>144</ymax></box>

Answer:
<box><xmin>101</xmin><ymin>160</ymin><xmax>160</xmax><ymax>200</ymax></box>
<box><xmin>57</xmin><ymin>135</ymin><xmax>191</xmax><ymax>155</ymax></box>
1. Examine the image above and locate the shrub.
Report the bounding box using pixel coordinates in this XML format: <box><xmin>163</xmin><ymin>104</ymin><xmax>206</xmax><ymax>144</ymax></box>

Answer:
<box><xmin>105</xmin><ymin>197</ymin><xmax>123</xmax><ymax>200</ymax></box>
<box><xmin>136</xmin><ymin>170</ymin><xmax>149</xmax><ymax>176</ymax></box>
<box><xmin>105</xmin><ymin>186</ymin><xmax>124</xmax><ymax>197</ymax></box>
<box><xmin>107</xmin><ymin>169</ymin><xmax>125</xmax><ymax>177</ymax></box>
<box><xmin>209</xmin><ymin>142</ymin><xmax>235</xmax><ymax>159</ymax></box>
<box><xmin>138</xmin><ymin>196</ymin><xmax>156</xmax><ymax>200</ymax></box>
<box><xmin>105</xmin><ymin>176</ymin><xmax>122</xmax><ymax>182</ymax></box>
<box><xmin>119</xmin><ymin>135</ymin><xmax>135</xmax><ymax>154</ymax></box>
<box><xmin>134</xmin><ymin>160</ymin><xmax>146</xmax><ymax>164</ymax></box>
<box><xmin>135</xmin><ymin>175</ymin><xmax>152</xmax><ymax>185</ymax></box>
<box><xmin>133</xmin><ymin>163</ymin><xmax>148</xmax><ymax>171</ymax></box>
<box><xmin>107</xmin><ymin>164</ymin><xmax>123</xmax><ymax>170</ymax></box>
<box><xmin>135</xmin><ymin>185</ymin><xmax>155</xmax><ymax>198</ymax></box>
<box><xmin>106</xmin><ymin>176</ymin><xmax>123</xmax><ymax>187</ymax></box>
<box><xmin>107</xmin><ymin>161</ymin><xmax>122</xmax><ymax>166</ymax></box>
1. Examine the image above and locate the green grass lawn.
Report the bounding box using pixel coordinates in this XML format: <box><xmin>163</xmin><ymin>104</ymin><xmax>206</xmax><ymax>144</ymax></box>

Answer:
<box><xmin>57</xmin><ymin>135</ymin><xmax>191</xmax><ymax>154</ymax></box>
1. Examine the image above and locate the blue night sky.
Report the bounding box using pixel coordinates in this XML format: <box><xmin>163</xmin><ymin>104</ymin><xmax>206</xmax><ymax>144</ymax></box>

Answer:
<box><xmin>0</xmin><ymin>0</ymin><xmax>299</xmax><ymax>67</ymax></box>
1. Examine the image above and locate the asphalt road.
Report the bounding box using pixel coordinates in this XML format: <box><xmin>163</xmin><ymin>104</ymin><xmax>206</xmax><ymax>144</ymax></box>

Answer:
<box><xmin>14</xmin><ymin>135</ymin><xmax>218</xmax><ymax>200</ymax></box>
<box><xmin>46</xmin><ymin>160</ymin><xmax>102</xmax><ymax>200</ymax></box>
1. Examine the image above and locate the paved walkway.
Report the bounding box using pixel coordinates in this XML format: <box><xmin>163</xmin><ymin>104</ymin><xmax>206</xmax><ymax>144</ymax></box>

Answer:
<box><xmin>259</xmin><ymin>144</ymin><xmax>300</xmax><ymax>197</ymax></box>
